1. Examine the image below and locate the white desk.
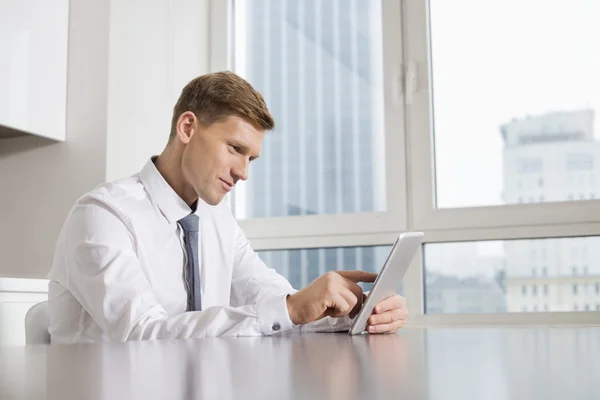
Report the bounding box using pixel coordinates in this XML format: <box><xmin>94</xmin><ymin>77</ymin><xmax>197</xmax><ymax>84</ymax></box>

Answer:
<box><xmin>1</xmin><ymin>327</ymin><xmax>599</xmax><ymax>399</ymax></box>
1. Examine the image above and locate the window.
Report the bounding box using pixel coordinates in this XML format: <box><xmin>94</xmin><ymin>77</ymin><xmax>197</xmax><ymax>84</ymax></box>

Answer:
<box><xmin>258</xmin><ymin>245</ymin><xmax>393</xmax><ymax>292</ymax></box>
<box><xmin>223</xmin><ymin>0</ymin><xmax>600</xmax><ymax>327</ymax></box>
<box><xmin>572</xmin><ymin>266</ymin><xmax>578</xmax><ymax>276</ymax></box>
<box><xmin>424</xmin><ymin>0</ymin><xmax>600</xmax><ymax>209</ymax></box>
<box><xmin>574</xmin><ymin>304</ymin><xmax>579</xmax><ymax>311</ymax></box>
<box><xmin>231</xmin><ymin>0</ymin><xmax>391</xmax><ymax>222</ymax></box>
<box><xmin>423</xmin><ymin>237</ymin><xmax>600</xmax><ymax>314</ymax></box>
<box><xmin>567</xmin><ymin>154</ymin><xmax>594</xmax><ymax>171</ymax></box>
<box><xmin>597</xmin><ymin>304</ymin><xmax>600</xmax><ymax>311</ymax></box>
<box><xmin>583</xmin><ymin>266</ymin><xmax>589</xmax><ymax>274</ymax></box>
<box><xmin>585</xmin><ymin>304</ymin><xmax>590</xmax><ymax>311</ymax></box>
<box><xmin>518</xmin><ymin>159</ymin><xmax>543</xmax><ymax>174</ymax></box>
<box><xmin>595</xmin><ymin>283</ymin><xmax>600</xmax><ymax>295</ymax></box>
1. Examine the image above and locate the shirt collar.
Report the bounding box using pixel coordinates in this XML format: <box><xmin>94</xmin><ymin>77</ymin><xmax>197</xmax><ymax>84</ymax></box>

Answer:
<box><xmin>139</xmin><ymin>156</ymin><xmax>194</xmax><ymax>224</ymax></box>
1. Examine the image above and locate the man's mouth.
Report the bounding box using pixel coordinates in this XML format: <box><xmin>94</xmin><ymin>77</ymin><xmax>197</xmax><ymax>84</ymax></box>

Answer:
<box><xmin>220</xmin><ymin>178</ymin><xmax>234</xmax><ymax>192</ymax></box>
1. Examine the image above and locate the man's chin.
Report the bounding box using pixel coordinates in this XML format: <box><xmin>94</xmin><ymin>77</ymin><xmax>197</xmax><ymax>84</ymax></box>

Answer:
<box><xmin>197</xmin><ymin>192</ymin><xmax>222</xmax><ymax>206</ymax></box>
<box><xmin>203</xmin><ymin>196</ymin><xmax>225</xmax><ymax>206</ymax></box>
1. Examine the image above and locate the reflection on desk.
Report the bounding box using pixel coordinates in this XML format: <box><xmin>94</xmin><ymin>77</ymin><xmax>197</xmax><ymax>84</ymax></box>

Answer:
<box><xmin>1</xmin><ymin>327</ymin><xmax>599</xmax><ymax>400</ymax></box>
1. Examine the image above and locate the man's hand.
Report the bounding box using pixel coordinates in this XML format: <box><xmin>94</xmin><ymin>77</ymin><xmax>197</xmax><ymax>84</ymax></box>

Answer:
<box><xmin>366</xmin><ymin>295</ymin><xmax>408</xmax><ymax>334</ymax></box>
<box><xmin>286</xmin><ymin>271</ymin><xmax>377</xmax><ymax>325</ymax></box>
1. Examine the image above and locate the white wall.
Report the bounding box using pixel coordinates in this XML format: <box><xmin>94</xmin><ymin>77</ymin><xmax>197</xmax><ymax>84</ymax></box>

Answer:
<box><xmin>0</xmin><ymin>0</ymin><xmax>212</xmax><ymax>279</ymax></box>
<box><xmin>0</xmin><ymin>0</ymin><xmax>111</xmax><ymax>279</ymax></box>
<box><xmin>106</xmin><ymin>0</ymin><xmax>210</xmax><ymax>181</ymax></box>
<box><xmin>0</xmin><ymin>0</ymin><xmax>213</xmax><ymax>345</ymax></box>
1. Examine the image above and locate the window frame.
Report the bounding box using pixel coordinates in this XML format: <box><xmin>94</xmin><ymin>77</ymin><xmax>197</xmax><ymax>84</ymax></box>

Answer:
<box><xmin>211</xmin><ymin>0</ymin><xmax>600</xmax><ymax>326</ymax></box>
<box><xmin>403</xmin><ymin>0</ymin><xmax>600</xmax><ymax>233</ymax></box>
<box><xmin>212</xmin><ymin>0</ymin><xmax>409</xmax><ymax>241</ymax></box>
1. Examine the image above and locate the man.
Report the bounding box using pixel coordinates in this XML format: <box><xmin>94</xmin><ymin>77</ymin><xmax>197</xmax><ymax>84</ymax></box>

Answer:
<box><xmin>48</xmin><ymin>71</ymin><xmax>408</xmax><ymax>343</ymax></box>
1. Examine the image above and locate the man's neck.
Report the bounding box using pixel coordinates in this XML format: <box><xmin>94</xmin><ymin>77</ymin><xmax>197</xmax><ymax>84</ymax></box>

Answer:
<box><xmin>154</xmin><ymin>151</ymin><xmax>197</xmax><ymax>208</ymax></box>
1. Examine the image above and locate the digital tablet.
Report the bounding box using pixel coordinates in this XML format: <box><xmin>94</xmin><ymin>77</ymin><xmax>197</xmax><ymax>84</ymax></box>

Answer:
<box><xmin>349</xmin><ymin>232</ymin><xmax>424</xmax><ymax>335</ymax></box>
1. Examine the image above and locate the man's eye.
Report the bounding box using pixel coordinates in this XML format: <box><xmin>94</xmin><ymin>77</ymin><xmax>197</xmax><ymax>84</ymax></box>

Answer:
<box><xmin>230</xmin><ymin>145</ymin><xmax>240</xmax><ymax>153</ymax></box>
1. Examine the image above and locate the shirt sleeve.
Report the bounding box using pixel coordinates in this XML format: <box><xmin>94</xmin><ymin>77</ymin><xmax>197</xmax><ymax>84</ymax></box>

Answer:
<box><xmin>58</xmin><ymin>196</ymin><xmax>292</xmax><ymax>341</ymax></box>
<box><xmin>229</xmin><ymin>219</ymin><xmax>355</xmax><ymax>334</ymax></box>
<box><xmin>229</xmin><ymin>219</ymin><xmax>297</xmax><ymax>334</ymax></box>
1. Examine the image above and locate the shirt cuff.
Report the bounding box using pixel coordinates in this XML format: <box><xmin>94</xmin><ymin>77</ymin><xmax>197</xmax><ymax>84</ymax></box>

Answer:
<box><xmin>256</xmin><ymin>293</ymin><xmax>294</xmax><ymax>335</ymax></box>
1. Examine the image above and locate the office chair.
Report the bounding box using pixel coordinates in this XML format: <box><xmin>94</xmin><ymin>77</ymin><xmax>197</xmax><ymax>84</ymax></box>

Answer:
<box><xmin>24</xmin><ymin>301</ymin><xmax>50</xmax><ymax>344</ymax></box>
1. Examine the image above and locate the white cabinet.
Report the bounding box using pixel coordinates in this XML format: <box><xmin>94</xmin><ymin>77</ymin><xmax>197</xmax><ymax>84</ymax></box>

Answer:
<box><xmin>0</xmin><ymin>0</ymin><xmax>69</xmax><ymax>141</ymax></box>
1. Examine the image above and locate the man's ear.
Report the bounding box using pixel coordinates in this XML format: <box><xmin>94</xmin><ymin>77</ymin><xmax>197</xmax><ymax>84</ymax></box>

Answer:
<box><xmin>175</xmin><ymin>111</ymin><xmax>197</xmax><ymax>144</ymax></box>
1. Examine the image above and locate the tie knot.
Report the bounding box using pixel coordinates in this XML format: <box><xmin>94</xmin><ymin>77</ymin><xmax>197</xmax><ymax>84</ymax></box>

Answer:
<box><xmin>178</xmin><ymin>213</ymin><xmax>199</xmax><ymax>233</ymax></box>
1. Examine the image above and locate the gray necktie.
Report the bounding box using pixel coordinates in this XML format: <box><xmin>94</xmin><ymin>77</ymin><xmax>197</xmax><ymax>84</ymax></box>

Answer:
<box><xmin>178</xmin><ymin>213</ymin><xmax>202</xmax><ymax>311</ymax></box>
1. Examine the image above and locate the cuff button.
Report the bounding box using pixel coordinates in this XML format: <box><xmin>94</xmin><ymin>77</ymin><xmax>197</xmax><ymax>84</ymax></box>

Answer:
<box><xmin>271</xmin><ymin>322</ymin><xmax>281</xmax><ymax>331</ymax></box>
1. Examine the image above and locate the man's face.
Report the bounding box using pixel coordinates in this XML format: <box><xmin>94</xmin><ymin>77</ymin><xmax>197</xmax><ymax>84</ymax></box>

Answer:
<box><xmin>181</xmin><ymin>115</ymin><xmax>264</xmax><ymax>206</ymax></box>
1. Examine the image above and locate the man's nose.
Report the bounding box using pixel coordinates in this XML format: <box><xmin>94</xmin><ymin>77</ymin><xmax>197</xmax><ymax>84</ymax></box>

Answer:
<box><xmin>233</xmin><ymin>161</ymin><xmax>249</xmax><ymax>182</ymax></box>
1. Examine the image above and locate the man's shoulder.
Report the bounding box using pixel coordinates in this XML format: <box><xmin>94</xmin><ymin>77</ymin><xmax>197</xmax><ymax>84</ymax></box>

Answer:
<box><xmin>49</xmin><ymin>175</ymin><xmax>148</xmax><ymax>282</ymax></box>
<box><xmin>73</xmin><ymin>174</ymin><xmax>149</xmax><ymax>218</ymax></box>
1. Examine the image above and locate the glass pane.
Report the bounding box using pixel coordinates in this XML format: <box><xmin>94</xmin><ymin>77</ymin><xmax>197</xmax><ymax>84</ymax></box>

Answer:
<box><xmin>258</xmin><ymin>245</ymin><xmax>395</xmax><ymax>293</ymax></box>
<box><xmin>424</xmin><ymin>236</ymin><xmax>600</xmax><ymax>314</ymax></box>
<box><xmin>231</xmin><ymin>0</ymin><xmax>386</xmax><ymax>219</ymax></box>
<box><xmin>429</xmin><ymin>0</ymin><xmax>600</xmax><ymax>208</ymax></box>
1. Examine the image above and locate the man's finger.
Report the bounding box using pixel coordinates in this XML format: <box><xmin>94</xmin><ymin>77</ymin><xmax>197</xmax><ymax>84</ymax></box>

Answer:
<box><xmin>338</xmin><ymin>287</ymin><xmax>359</xmax><ymax>317</ymax></box>
<box><xmin>367</xmin><ymin>319</ymin><xmax>406</xmax><ymax>334</ymax></box>
<box><xmin>374</xmin><ymin>295</ymin><xmax>406</xmax><ymax>314</ymax></box>
<box><xmin>325</xmin><ymin>292</ymin><xmax>352</xmax><ymax>318</ymax></box>
<box><xmin>338</xmin><ymin>279</ymin><xmax>364</xmax><ymax>317</ymax></box>
<box><xmin>368</xmin><ymin>308</ymin><xmax>405</xmax><ymax>325</ymax></box>
<box><xmin>336</xmin><ymin>270</ymin><xmax>377</xmax><ymax>283</ymax></box>
<box><xmin>349</xmin><ymin>291</ymin><xmax>364</xmax><ymax>319</ymax></box>
<box><xmin>350</xmin><ymin>291</ymin><xmax>369</xmax><ymax>319</ymax></box>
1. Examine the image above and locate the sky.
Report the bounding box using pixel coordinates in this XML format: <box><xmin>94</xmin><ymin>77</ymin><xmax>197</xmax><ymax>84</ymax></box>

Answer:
<box><xmin>427</xmin><ymin>0</ymin><xmax>600</xmax><ymax>277</ymax></box>
<box><xmin>431</xmin><ymin>0</ymin><xmax>600</xmax><ymax>208</ymax></box>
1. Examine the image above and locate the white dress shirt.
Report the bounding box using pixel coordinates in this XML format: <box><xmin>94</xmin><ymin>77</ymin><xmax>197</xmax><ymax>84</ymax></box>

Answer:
<box><xmin>48</xmin><ymin>158</ymin><xmax>351</xmax><ymax>343</ymax></box>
